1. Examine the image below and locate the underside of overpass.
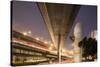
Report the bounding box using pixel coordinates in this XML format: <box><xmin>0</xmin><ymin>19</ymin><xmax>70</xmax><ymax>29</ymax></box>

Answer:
<box><xmin>37</xmin><ymin>2</ymin><xmax>81</xmax><ymax>63</ymax></box>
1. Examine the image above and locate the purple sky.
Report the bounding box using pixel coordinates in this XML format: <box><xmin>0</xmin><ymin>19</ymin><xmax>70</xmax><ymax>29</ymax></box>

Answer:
<box><xmin>12</xmin><ymin>1</ymin><xmax>97</xmax><ymax>49</ymax></box>
<box><xmin>65</xmin><ymin>5</ymin><xmax>97</xmax><ymax>49</ymax></box>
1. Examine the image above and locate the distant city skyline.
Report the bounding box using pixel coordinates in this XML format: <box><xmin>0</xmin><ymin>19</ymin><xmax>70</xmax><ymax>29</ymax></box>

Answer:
<box><xmin>12</xmin><ymin>1</ymin><xmax>97</xmax><ymax>49</ymax></box>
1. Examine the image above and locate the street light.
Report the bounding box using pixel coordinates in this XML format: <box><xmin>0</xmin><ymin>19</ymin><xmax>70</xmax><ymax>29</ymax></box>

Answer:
<box><xmin>49</xmin><ymin>46</ymin><xmax>52</xmax><ymax>51</ymax></box>
<box><xmin>49</xmin><ymin>44</ymin><xmax>54</xmax><ymax>51</ymax></box>
<box><xmin>22</xmin><ymin>30</ymin><xmax>32</xmax><ymax>36</ymax></box>
<box><xmin>44</xmin><ymin>41</ymin><xmax>48</xmax><ymax>44</ymax></box>
<box><xmin>62</xmin><ymin>49</ymin><xmax>66</xmax><ymax>53</ymax></box>
<box><xmin>22</xmin><ymin>32</ymin><xmax>28</xmax><ymax>36</ymax></box>
<box><xmin>28</xmin><ymin>30</ymin><xmax>32</xmax><ymax>34</ymax></box>
<box><xmin>36</xmin><ymin>37</ymin><xmax>40</xmax><ymax>41</ymax></box>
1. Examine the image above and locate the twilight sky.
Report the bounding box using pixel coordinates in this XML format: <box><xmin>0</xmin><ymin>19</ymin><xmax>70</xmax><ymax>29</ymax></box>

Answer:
<box><xmin>12</xmin><ymin>1</ymin><xmax>97</xmax><ymax>49</ymax></box>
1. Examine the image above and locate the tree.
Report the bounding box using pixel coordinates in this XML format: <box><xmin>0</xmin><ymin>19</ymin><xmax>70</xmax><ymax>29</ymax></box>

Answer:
<box><xmin>78</xmin><ymin>37</ymin><xmax>97</xmax><ymax>61</ymax></box>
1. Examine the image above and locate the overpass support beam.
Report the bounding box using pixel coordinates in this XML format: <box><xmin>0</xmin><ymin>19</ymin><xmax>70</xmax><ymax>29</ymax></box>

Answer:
<box><xmin>57</xmin><ymin>34</ymin><xmax>65</xmax><ymax>63</ymax></box>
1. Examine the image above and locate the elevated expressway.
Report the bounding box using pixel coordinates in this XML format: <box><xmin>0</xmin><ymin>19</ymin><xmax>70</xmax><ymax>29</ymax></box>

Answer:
<box><xmin>37</xmin><ymin>2</ymin><xmax>80</xmax><ymax>63</ymax></box>
<box><xmin>11</xmin><ymin>3</ymin><xmax>81</xmax><ymax>66</ymax></box>
<box><xmin>11</xmin><ymin>31</ymin><xmax>72</xmax><ymax>66</ymax></box>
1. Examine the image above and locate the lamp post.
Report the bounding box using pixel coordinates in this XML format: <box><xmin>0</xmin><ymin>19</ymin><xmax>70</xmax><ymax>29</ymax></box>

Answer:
<box><xmin>22</xmin><ymin>30</ymin><xmax>32</xmax><ymax>36</ymax></box>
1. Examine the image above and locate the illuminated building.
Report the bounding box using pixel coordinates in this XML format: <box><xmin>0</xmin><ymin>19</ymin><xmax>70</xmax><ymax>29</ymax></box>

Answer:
<box><xmin>11</xmin><ymin>30</ymin><xmax>69</xmax><ymax>66</ymax></box>
<box><xmin>88</xmin><ymin>30</ymin><xmax>97</xmax><ymax>40</ymax></box>
<box><xmin>73</xmin><ymin>22</ymin><xmax>82</xmax><ymax>62</ymax></box>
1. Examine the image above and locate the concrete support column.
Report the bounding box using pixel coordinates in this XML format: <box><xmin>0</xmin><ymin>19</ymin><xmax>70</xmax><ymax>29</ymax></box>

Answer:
<box><xmin>57</xmin><ymin>34</ymin><xmax>65</xmax><ymax>63</ymax></box>
<box><xmin>57</xmin><ymin>34</ymin><xmax>61</xmax><ymax>63</ymax></box>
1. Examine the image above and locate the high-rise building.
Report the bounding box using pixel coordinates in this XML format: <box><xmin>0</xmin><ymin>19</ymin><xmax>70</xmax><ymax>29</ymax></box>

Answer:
<box><xmin>73</xmin><ymin>22</ymin><xmax>82</xmax><ymax>62</ymax></box>
<box><xmin>88</xmin><ymin>30</ymin><xmax>97</xmax><ymax>40</ymax></box>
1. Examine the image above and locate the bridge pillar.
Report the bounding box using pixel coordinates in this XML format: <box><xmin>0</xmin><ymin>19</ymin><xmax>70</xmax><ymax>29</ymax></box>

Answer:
<box><xmin>57</xmin><ymin>34</ymin><xmax>65</xmax><ymax>63</ymax></box>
